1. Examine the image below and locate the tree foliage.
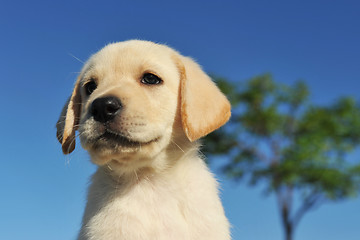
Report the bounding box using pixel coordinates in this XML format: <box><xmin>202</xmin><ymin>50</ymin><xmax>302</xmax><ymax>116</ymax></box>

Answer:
<box><xmin>203</xmin><ymin>74</ymin><xmax>360</xmax><ymax>240</ymax></box>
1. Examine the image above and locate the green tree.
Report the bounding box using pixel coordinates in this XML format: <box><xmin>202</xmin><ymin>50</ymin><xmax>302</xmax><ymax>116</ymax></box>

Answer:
<box><xmin>203</xmin><ymin>74</ymin><xmax>360</xmax><ymax>240</ymax></box>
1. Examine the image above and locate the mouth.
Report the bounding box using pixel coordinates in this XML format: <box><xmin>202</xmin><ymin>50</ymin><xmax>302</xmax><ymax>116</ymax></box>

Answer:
<box><xmin>99</xmin><ymin>131</ymin><xmax>142</xmax><ymax>147</ymax></box>
<box><xmin>92</xmin><ymin>130</ymin><xmax>159</xmax><ymax>149</ymax></box>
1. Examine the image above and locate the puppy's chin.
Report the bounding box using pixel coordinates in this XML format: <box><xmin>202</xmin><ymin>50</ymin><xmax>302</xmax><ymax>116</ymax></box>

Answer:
<box><xmin>81</xmin><ymin>133</ymin><xmax>171</xmax><ymax>171</ymax></box>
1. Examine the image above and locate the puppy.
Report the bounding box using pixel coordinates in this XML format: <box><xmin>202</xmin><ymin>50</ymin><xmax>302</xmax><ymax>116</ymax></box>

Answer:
<box><xmin>56</xmin><ymin>40</ymin><xmax>231</xmax><ymax>240</ymax></box>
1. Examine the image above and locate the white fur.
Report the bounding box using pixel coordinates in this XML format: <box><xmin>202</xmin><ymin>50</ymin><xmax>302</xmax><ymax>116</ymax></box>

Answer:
<box><xmin>79</xmin><ymin>150</ymin><xmax>230</xmax><ymax>240</ymax></box>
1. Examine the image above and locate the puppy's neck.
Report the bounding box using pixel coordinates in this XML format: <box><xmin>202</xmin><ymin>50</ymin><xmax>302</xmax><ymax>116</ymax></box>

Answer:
<box><xmin>100</xmin><ymin>138</ymin><xmax>199</xmax><ymax>183</ymax></box>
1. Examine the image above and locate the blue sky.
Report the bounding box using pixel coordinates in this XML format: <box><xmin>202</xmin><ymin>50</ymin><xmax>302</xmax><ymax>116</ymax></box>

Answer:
<box><xmin>0</xmin><ymin>0</ymin><xmax>359</xmax><ymax>239</ymax></box>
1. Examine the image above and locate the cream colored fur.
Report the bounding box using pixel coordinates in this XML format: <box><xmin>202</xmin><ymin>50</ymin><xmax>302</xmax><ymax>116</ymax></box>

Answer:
<box><xmin>57</xmin><ymin>40</ymin><xmax>231</xmax><ymax>240</ymax></box>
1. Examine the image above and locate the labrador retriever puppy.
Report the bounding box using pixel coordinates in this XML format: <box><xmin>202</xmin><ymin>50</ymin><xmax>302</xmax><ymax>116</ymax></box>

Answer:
<box><xmin>56</xmin><ymin>40</ymin><xmax>231</xmax><ymax>240</ymax></box>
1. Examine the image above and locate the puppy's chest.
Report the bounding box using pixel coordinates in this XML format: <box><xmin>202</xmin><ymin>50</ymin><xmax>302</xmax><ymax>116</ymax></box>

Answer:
<box><xmin>86</xmin><ymin>177</ymin><xmax>192</xmax><ymax>239</ymax></box>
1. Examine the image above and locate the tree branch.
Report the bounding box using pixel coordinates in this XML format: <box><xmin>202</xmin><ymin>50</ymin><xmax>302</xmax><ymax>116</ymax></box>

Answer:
<box><xmin>292</xmin><ymin>192</ymin><xmax>324</xmax><ymax>227</ymax></box>
<box><xmin>237</xmin><ymin>139</ymin><xmax>269</xmax><ymax>163</ymax></box>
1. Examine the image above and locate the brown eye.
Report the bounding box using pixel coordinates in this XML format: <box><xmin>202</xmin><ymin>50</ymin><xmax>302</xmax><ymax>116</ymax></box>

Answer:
<box><xmin>141</xmin><ymin>73</ymin><xmax>163</xmax><ymax>85</ymax></box>
<box><xmin>84</xmin><ymin>80</ymin><xmax>97</xmax><ymax>96</ymax></box>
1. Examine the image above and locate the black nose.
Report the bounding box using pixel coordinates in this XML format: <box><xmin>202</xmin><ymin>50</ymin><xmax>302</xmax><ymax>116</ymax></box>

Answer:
<box><xmin>91</xmin><ymin>96</ymin><xmax>122</xmax><ymax>123</ymax></box>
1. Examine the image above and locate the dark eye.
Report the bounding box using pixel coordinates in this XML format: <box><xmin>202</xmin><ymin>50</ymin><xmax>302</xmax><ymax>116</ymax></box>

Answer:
<box><xmin>84</xmin><ymin>79</ymin><xmax>97</xmax><ymax>96</ymax></box>
<box><xmin>141</xmin><ymin>73</ymin><xmax>163</xmax><ymax>85</ymax></box>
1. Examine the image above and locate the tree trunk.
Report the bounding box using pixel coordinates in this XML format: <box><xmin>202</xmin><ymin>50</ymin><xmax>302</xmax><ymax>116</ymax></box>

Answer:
<box><xmin>278</xmin><ymin>188</ymin><xmax>295</xmax><ymax>240</ymax></box>
<box><xmin>284</xmin><ymin>220</ymin><xmax>293</xmax><ymax>240</ymax></box>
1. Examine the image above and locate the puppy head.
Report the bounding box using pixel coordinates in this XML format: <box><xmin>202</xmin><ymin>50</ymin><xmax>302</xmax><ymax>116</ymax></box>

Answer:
<box><xmin>56</xmin><ymin>40</ymin><xmax>230</xmax><ymax>170</ymax></box>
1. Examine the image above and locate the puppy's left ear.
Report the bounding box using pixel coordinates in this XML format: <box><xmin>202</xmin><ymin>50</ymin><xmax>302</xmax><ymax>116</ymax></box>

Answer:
<box><xmin>56</xmin><ymin>80</ymin><xmax>82</xmax><ymax>154</ymax></box>
<box><xmin>176</xmin><ymin>56</ymin><xmax>231</xmax><ymax>142</ymax></box>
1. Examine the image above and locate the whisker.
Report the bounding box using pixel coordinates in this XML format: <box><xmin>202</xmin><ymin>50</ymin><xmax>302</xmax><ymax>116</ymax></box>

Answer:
<box><xmin>55</xmin><ymin>120</ymin><xmax>82</xmax><ymax>128</ymax></box>
<box><xmin>114</xmin><ymin>173</ymin><xmax>122</xmax><ymax>192</ymax></box>
<box><xmin>66</xmin><ymin>136</ymin><xmax>77</xmax><ymax>153</ymax></box>
<box><xmin>171</xmin><ymin>140</ymin><xmax>185</xmax><ymax>153</ymax></box>
<box><xmin>134</xmin><ymin>170</ymin><xmax>139</xmax><ymax>182</ymax></box>
<box><xmin>68</xmin><ymin>52</ymin><xmax>84</xmax><ymax>64</ymax></box>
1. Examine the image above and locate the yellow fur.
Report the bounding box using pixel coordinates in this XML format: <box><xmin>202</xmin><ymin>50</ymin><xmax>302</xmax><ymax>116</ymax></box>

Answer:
<box><xmin>57</xmin><ymin>40</ymin><xmax>231</xmax><ymax>240</ymax></box>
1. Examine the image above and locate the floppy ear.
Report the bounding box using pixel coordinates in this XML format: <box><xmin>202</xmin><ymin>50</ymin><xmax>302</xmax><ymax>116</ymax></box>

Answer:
<box><xmin>56</xmin><ymin>80</ymin><xmax>82</xmax><ymax>154</ymax></box>
<box><xmin>177</xmin><ymin>56</ymin><xmax>231</xmax><ymax>142</ymax></box>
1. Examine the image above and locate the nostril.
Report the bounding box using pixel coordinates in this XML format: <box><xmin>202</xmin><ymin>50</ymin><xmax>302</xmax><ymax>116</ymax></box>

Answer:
<box><xmin>91</xmin><ymin>97</ymin><xmax>122</xmax><ymax>123</ymax></box>
<box><xmin>105</xmin><ymin>101</ymin><xmax>121</xmax><ymax>115</ymax></box>
<box><xmin>91</xmin><ymin>108</ymin><xmax>98</xmax><ymax>117</ymax></box>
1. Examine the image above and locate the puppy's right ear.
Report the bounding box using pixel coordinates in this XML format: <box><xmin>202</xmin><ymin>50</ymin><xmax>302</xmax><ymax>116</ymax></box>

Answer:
<box><xmin>56</xmin><ymin>80</ymin><xmax>81</xmax><ymax>154</ymax></box>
